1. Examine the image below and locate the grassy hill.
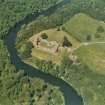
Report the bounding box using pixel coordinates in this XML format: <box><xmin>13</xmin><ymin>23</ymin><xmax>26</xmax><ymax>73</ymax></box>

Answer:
<box><xmin>63</xmin><ymin>13</ymin><xmax>105</xmax><ymax>42</ymax></box>
<box><xmin>75</xmin><ymin>43</ymin><xmax>105</xmax><ymax>75</ymax></box>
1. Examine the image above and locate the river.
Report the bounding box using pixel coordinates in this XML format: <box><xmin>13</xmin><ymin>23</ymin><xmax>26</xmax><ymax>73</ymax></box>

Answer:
<box><xmin>4</xmin><ymin>0</ymin><xmax>83</xmax><ymax>105</ymax></box>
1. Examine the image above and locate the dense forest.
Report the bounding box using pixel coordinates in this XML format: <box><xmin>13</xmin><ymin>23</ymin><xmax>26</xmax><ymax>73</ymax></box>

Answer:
<box><xmin>0</xmin><ymin>0</ymin><xmax>60</xmax><ymax>39</ymax></box>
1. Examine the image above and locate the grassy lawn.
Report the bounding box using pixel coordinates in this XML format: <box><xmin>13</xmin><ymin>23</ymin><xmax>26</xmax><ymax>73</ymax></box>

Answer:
<box><xmin>31</xmin><ymin>48</ymin><xmax>63</xmax><ymax>64</ymax></box>
<box><xmin>75</xmin><ymin>43</ymin><xmax>105</xmax><ymax>75</ymax></box>
<box><xmin>63</xmin><ymin>13</ymin><xmax>105</xmax><ymax>42</ymax></box>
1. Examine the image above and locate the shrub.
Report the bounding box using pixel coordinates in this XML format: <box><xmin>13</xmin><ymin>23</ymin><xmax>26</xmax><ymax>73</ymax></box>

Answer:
<box><xmin>97</xmin><ymin>26</ymin><xmax>104</xmax><ymax>33</ymax></box>
<box><xmin>41</xmin><ymin>33</ymin><xmax>48</xmax><ymax>39</ymax></box>
<box><xmin>86</xmin><ymin>35</ymin><xmax>91</xmax><ymax>41</ymax></box>
<box><xmin>62</xmin><ymin>36</ymin><xmax>72</xmax><ymax>47</ymax></box>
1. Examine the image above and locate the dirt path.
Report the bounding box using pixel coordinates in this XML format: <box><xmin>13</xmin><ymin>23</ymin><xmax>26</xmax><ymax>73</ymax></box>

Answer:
<box><xmin>72</xmin><ymin>41</ymin><xmax>105</xmax><ymax>52</ymax></box>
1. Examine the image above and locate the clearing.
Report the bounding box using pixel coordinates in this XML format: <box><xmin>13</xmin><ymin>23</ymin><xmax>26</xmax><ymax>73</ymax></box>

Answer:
<box><xmin>29</xmin><ymin>28</ymin><xmax>80</xmax><ymax>64</ymax></box>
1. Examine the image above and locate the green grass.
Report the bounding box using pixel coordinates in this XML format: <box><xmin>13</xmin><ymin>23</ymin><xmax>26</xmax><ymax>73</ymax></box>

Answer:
<box><xmin>64</xmin><ymin>64</ymin><xmax>105</xmax><ymax>105</ymax></box>
<box><xmin>75</xmin><ymin>43</ymin><xmax>105</xmax><ymax>75</ymax></box>
<box><xmin>31</xmin><ymin>48</ymin><xmax>63</xmax><ymax>64</ymax></box>
<box><xmin>63</xmin><ymin>13</ymin><xmax>105</xmax><ymax>42</ymax></box>
<box><xmin>42</xmin><ymin>28</ymin><xmax>67</xmax><ymax>43</ymax></box>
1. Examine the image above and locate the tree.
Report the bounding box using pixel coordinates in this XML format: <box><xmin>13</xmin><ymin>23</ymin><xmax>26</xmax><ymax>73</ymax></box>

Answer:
<box><xmin>86</xmin><ymin>35</ymin><xmax>91</xmax><ymax>41</ymax></box>
<box><xmin>57</xmin><ymin>27</ymin><xmax>60</xmax><ymax>31</ymax></box>
<box><xmin>18</xmin><ymin>42</ymin><xmax>33</xmax><ymax>58</ymax></box>
<box><xmin>61</xmin><ymin>51</ymin><xmax>72</xmax><ymax>70</ymax></box>
<box><xmin>97</xmin><ymin>26</ymin><xmax>104</xmax><ymax>33</ymax></box>
<box><xmin>62</xmin><ymin>36</ymin><xmax>72</xmax><ymax>47</ymax></box>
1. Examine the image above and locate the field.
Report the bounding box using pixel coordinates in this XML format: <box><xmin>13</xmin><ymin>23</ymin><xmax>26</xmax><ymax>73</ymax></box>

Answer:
<box><xmin>31</xmin><ymin>48</ymin><xmax>63</xmax><ymax>64</ymax></box>
<box><xmin>63</xmin><ymin>13</ymin><xmax>105</xmax><ymax>42</ymax></box>
<box><xmin>75</xmin><ymin>43</ymin><xmax>105</xmax><ymax>75</ymax></box>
